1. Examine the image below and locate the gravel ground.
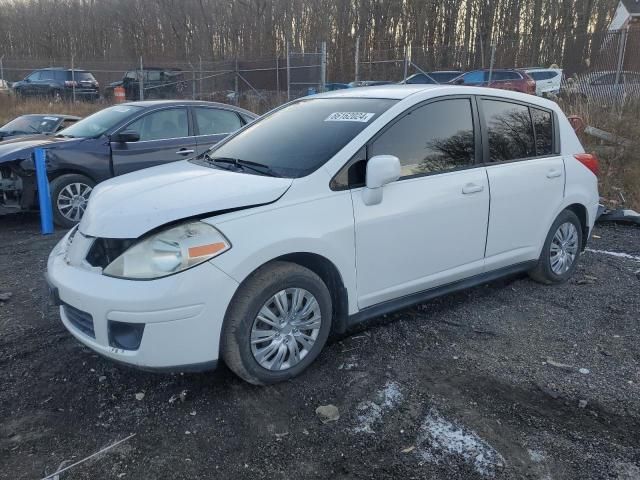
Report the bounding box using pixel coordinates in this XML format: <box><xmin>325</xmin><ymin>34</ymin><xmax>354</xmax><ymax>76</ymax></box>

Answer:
<box><xmin>0</xmin><ymin>213</ymin><xmax>639</xmax><ymax>480</ymax></box>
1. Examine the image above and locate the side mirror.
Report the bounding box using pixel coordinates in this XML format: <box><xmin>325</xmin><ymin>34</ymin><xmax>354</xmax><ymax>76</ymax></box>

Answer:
<box><xmin>112</xmin><ymin>130</ymin><xmax>140</xmax><ymax>143</ymax></box>
<box><xmin>362</xmin><ymin>155</ymin><xmax>401</xmax><ymax>206</ymax></box>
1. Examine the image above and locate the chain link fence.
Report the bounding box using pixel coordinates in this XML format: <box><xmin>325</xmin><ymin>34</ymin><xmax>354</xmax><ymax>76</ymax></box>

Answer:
<box><xmin>1</xmin><ymin>30</ymin><xmax>639</xmax><ymax>111</ymax></box>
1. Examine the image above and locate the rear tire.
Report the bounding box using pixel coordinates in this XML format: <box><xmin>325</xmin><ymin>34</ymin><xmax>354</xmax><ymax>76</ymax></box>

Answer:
<box><xmin>221</xmin><ymin>261</ymin><xmax>332</xmax><ymax>385</ymax></box>
<box><xmin>529</xmin><ymin>210</ymin><xmax>583</xmax><ymax>285</ymax></box>
<box><xmin>50</xmin><ymin>174</ymin><xmax>95</xmax><ymax>228</ymax></box>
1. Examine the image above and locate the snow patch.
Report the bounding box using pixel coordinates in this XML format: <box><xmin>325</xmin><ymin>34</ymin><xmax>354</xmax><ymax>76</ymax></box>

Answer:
<box><xmin>528</xmin><ymin>449</ymin><xmax>545</xmax><ymax>463</ymax></box>
<box><xmin>586</xmin><ymin>248</ymin><xmax>640</xmax><ymax>262</ymax></box>
<box><xmin>416</xmin><ymin>409</ymin><xmax>505</xmax><ymax>477</ymax></box>
<box><xmin>354</xmin><ymin>381</ymin><xmax>403</xmax><ymax>434</ymax></box>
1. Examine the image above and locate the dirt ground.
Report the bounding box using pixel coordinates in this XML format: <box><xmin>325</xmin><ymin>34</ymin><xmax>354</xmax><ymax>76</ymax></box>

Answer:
<box><xmin>0</xmin><ymin>213</ymin><xmax>639</xmax><ymax>480</ymax></box>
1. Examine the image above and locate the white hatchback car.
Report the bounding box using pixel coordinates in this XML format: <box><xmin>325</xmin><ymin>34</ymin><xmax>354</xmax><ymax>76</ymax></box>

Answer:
<box><xmin>525</xmin><ymin>68</ymin><xmax>563</xmax><ymax>96</ymax></box>
<box><xmin>47</xmin><ymin>85</ymin><xmax>599</xmax><ymax>384</ymax></box>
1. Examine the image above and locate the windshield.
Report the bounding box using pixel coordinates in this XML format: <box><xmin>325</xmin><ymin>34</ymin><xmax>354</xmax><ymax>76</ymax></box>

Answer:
<box><xmin>0</xmin><ymin>115</ymin><xmax>60</xmax><ymax>134</ymax></box>
<box><xmin>57</xmin><ymin>105</ymin><xmax>143</xmax><ymax>138</ymax></box>
<box><xmin>203</xmin><ymin>98</ymin><xmax>397</xmax><ymax>178</ymax></box>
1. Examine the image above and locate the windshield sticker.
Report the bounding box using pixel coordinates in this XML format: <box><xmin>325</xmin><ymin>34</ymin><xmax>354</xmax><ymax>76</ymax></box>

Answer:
<box><xmin>325</xmin><ymin>112</ymin><xmax>375</xmax><ymax>123</ymax></box>
<box><xmin>43</xmin><ymin>116</ymin><xmax>59</xmax><ymax>121</ymax></box>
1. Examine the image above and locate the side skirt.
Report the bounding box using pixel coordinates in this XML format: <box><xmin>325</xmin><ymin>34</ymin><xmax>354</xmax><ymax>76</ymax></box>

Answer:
<box><xmin>346</xmin><ymin>261</ymin><xmax>538</xmax><ymax>328</ymax></box>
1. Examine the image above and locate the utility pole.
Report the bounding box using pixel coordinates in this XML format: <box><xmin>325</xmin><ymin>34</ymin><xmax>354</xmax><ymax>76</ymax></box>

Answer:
<box><xmin>487</xmin><ymin>44</ymin><xmax>496</xmax><ymax>84</ymax></box>
<box><xmin>199</xmin><ymin>55</ymin><xmax>203</xmax><ymax>100</ymax></box>
<box><xmin>320</xmin><ymin>41</ymin><xmax>327</xmax><ymax>92</ymax></box>
<box><xmin>286</xmin><ymin>42</ymin><xmax>290</xmax><ymax>101</ymax></box>
<box><xmin>403</xmin><ymin>46</ymin><xmax>409</xmax><ymax>83</ymax></box>
<box><xmin>0</xmin><ymin>55</ymin><xmax>4</xmax><ymax>84</ymax></box>
<box><xmin>275</xmin><ymin>55</ymin><xmax>280</xmax><ymax>99</ymax></box>
<box><xmin>354</xmin><ymin>37</ymin><xmax>360</xmax><ymax>82</ymax></box>
<box><xmin>139</xmin><ymin>56</ymin><xmax>144</xmax><ymax>101</ymax></box>
<box><xmin>71</xmin><ymin>54</ymin><xmax>76</xmax><ymax>103</ymax></box>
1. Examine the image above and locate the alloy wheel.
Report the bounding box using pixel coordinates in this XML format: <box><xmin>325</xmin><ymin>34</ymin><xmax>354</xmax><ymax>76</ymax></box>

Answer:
<box><xmin>57</xmin><ymin>182</ymin><xmax>92</xmax><ymax>223</ymax></box>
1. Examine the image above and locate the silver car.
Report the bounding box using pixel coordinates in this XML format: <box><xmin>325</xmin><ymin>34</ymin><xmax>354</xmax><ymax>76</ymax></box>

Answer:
<box><xmin>564</xmin><ymin>70</ymin><xmax>640</xmax><ymax>102</ymax></box>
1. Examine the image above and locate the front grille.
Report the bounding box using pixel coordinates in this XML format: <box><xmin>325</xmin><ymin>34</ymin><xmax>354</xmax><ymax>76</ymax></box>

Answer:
<box><xmin>86</xmin><ymin>238</ymin><xmax>135</xmax><ymax>269</ymax></box>
<box><xmin>63</xmin><ymin>304</ymin><xmax>95</xmax><ymax>338</ymax></box>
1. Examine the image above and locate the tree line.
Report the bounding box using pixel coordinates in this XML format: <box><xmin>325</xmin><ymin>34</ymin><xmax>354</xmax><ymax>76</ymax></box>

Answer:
<box><xmin>0</xmin><ymin>0</ymin><xmax>621</xmax><ymax>78</ymax></box>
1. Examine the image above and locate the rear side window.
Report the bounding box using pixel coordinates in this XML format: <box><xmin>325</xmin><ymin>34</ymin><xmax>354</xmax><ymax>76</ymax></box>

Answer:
<box><xmin>492</xmin><ymin>71</ymin><xmax>520</xmax><ymax>81</ymax></box>
<box><xmin>462</xmin><ymin>71</ymin><xmax>485</xmax><ymax>83</ymax></box>
<box><xmin>127</xmin><ymin>108</ymin><xmax>189</xmax><ymax>141</ymax></box>
<box><xmin>483</xmin><ymin>100</ymin><xmax>535</xmax><ymax>162</ymax></box>
<box><xmin>194</xmin><ymin>107</ymin><xmax>242</xmax><ymax>135</ymax></box>
<box><xmin>531</xmin><ymin>108</ymin><xmax>553</xmax><ymax>156</ymax></box>
<box><xmin>370</xmin><ymin>98</ymin><xmax>475</xmax><ymax>178</ymax></box>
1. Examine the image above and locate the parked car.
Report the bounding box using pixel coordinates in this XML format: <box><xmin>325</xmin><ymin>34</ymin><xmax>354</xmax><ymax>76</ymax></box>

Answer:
<box><xmin>524</xmin><ymin>67</ymin><xmax>563</xmax><ymax>96</ymax></box>
<box><xmin>0</xmin><ymin>100</ymin><xmax>256</xmax><ymax>226</ymax></box>
<box><xmin>449</xmin><ymin>69</ymin><xmax>536</xmax><ymax>95</ymax></box>
<box><xmin>404</xmin><ymin>71</ymin><xmax>463</xmax><ymax>84</ymax></box>
<box><xmin>0</xmin><ymin>114</ymin><xmax>80</xmax><ymax>142</ymax></box>
<box><xmin>348</xmin><ymin>80</ymin><xmax>394</xmax><ymax>87</ymax></box>
<box><xmin>104</xmin><ymin>68</ymin><xmax>187</xmax><ymax>101</ymax></box>
<box><xmin>12</xmin><ymin>68</ymin><xmax>100</xmax><ymax>101</ymax></box>
<box><xmin>563</xmin><ymin>70</ymin><xmax>640</xmax><ymax>102</ymax></box>
<box><xmin>46</xmin><ymin>85</ymin><xmax>599</xmax><ymax>385</ymax></box>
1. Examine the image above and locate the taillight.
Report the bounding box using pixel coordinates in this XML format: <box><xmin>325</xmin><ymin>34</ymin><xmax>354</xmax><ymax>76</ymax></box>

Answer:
<box><xmin>574</xmin><ymin>153</ymin><xmax>599</xmax><ymax>176</ymax></box>
<box><xmin>527</xmin><ymin>79</ymin><xmax>536</xmax><ymax>93</ymax></box>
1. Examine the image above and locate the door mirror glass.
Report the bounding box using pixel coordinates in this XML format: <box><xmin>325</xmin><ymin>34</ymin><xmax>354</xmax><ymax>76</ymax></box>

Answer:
<box><xmin>363</xmin><ymin>155</ymin><xmax>400</xmax><ymax>205</ymax></box>
<box><xmin>113</xmin><ymin>130</ymin><xmax>141</xmax><ymax>143</ymax></box>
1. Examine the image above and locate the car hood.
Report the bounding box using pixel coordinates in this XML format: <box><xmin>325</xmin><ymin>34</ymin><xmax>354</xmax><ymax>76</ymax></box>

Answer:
<box><xmin>79</xmin><ymin>160</ymin><xmax>293</xmax><ymax>238</ymax></box>
<box><xmin>0</xmin><ymin>135</ymin><xmax>74</xmax><ymax>164</ymax></box>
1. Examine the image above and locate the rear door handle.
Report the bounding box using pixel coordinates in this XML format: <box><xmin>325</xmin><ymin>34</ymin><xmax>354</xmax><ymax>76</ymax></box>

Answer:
<box><xmin>546</xmin><ymin>168</ymin><xmax>562</xmax><ymax>178</ymax></box>
<box><xmin>176</xmin><ymin>148</ymin><xmax>195</xmax><ymax>155</ymax></box>
<box><xmin>462</xmin><ymin>183</ymin><xmax>484</xmax><ymax>195</ymax></box>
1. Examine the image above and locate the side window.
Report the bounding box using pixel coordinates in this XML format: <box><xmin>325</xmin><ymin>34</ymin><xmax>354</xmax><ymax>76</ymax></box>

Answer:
<box><xmin>124</xmin><ymin>71</ymin><xmax>137</xmax><ymax>80</ymax></box>
<box><xmin>463</xmin><ymin>71</ymin><xmax>485</xmax><ymax>84</ymax></box>
<box><xmin>483</xmin><ymin>100</ymin><xmax>535</xmax><ymax>162</ymax></box>
<box><xmin>40</xmin><ymin>70</ymin><xmax>55</xmax><ymax>80</ymax></box>
<box><xmin>126</xmin><ymin>108</ymin><xmax>189</xmax><ymax>141</ymax></box>
<box><xmin>194</xmin><ymin>107</ymin><xmax>242</xmax><ymax>135</ymax></box>
<box><xmin>531</xmin><ymin>108</ymin><xmax>553</xmax><ymax>156</ymax></box>
<box><xmin>592</xmin><ymin>73</ymin><xmax>617</xmax><ymax>85</ymax></box>
<box><xmin>370</xmin><ymin>98</ymin><xmax>475</xmax><ymax>178</ymax></box>
<box><xmin>27</xmin><ymin>71</ymin><xmax>41</xmax><ymax>81</ymax></box>
<box><xmin>59</xmin><ymin>118</ymin><xmax>78</xmax><ymax>130</ymax></box>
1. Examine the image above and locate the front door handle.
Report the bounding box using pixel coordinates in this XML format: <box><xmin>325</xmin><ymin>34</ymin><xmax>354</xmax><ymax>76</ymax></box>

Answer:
<box><xmin>176</xmin><ymin>148</ymin><xmax>195</xmax><ymax>155</ymax></box>
<box><xmin>546</xmin><ymin>168</ymin><xmax>562</xmax><ymax>178</ymax></box>
<box><xmin>462</xmin><ymin>183</ymin><xmax>484</xmax><ymax>195</ymax></box>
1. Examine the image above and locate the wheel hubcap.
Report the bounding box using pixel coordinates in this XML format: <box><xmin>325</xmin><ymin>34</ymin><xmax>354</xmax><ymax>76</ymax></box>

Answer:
<box><xmin>57</xmin><ymin>182</ymin><xmax>92</xmax><ymax>222</ymax></box>
<box><xmin>550</xmin><ymin>222</ymin><xmax>579</xmax><ymax>275</ymax></box>
<box><xmin>250</xmin><ymin>288</ymin><xmax>321</xmax><ymax>371</ymax></box>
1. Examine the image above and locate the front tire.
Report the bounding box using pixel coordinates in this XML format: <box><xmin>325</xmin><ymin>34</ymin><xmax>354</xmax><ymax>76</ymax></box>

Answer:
<box><xmin>221</xmin><ymin>261</ymin><xmax>332</xmax><ymax>385</ymax></box>
<box><xmin>529</xmin><ymin>210</ymin><xmax>583</xmax><ymax>284</ymax></box>
<box><xmin>50</xmin><ymin>174</ymin><xmax>95</xmax><ymax>228</ymax></box>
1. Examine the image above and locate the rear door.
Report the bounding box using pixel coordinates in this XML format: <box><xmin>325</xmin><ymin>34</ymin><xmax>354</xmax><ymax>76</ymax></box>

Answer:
<box><xmin>350</xmin><ymin>97</ymin><xmax>489</xmax><ymax>308</ymax></box>
<box><xmin>110</xmin><ymin>106</ymin><xmax>196</xmax><ymax>176</ymax></box>
<box><xmin>480</xmin><ymin>98</ymin><xmax>564</xmax><ymax>270</ymax></box>
<box><xmin>192</xmin><ymin>106</ymin><xmax>245</xmax><ymax>154</ymax></box>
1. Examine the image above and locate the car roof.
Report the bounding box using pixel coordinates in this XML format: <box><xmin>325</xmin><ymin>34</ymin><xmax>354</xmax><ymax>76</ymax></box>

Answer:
<box><xmin>21</xmin><ymin>114</ymin><xmax>82</xmax><ymax>120</ymax></box>
<box><xmin>38</xmin><ymin>67</ymin><xmax>89</xmax><ymax>72</ymax></box>
<box><xmin>120</xmin><ymin>100</ymin><xmax>257</xmax><ymax>117</ymax></box>
<box><xmin>314</xmin><ymin>84</ymin><xmax>560</xmax><ymax>110</ymax></box>
<box><xmin>315</xmin><ymin>84</ymin><xmax>444</xmax><ymax>100</ymax></box>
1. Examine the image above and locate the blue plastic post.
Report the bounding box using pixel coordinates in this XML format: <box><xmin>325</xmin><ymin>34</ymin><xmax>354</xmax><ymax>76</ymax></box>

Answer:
<box><xmin>34</xmin><ymin>148</ymin><xmax>54</xmax><ymax>235</ymax></box>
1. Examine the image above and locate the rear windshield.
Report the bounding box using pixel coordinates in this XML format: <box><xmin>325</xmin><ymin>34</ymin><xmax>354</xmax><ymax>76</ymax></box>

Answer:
<box><xmin>57</xmin><ymin>105</ymin><xmax>143</xmax><ymax>138</ymax></box>
<box><xmin>203</xmin><ymin>98</ymin><xmax>397</xmax><ymax>178</ymax></box>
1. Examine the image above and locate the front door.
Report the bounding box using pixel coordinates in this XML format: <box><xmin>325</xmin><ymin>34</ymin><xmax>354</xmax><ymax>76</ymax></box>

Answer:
<box><xmin>111</xmin><ymin>107</ymin><xmax>196</xmax><ymax>176</ymax></box>
<box><xmin>351</xmin><ymin>97</ymin><xmax>490</xmax><ymax>309</ymax></box>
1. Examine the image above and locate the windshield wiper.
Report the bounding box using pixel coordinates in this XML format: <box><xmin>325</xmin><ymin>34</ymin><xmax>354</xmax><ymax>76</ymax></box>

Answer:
<box><xmin>205</xmin><ymin>156</ymin><xmax>278</xmax><ymax>177</ymax></box>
